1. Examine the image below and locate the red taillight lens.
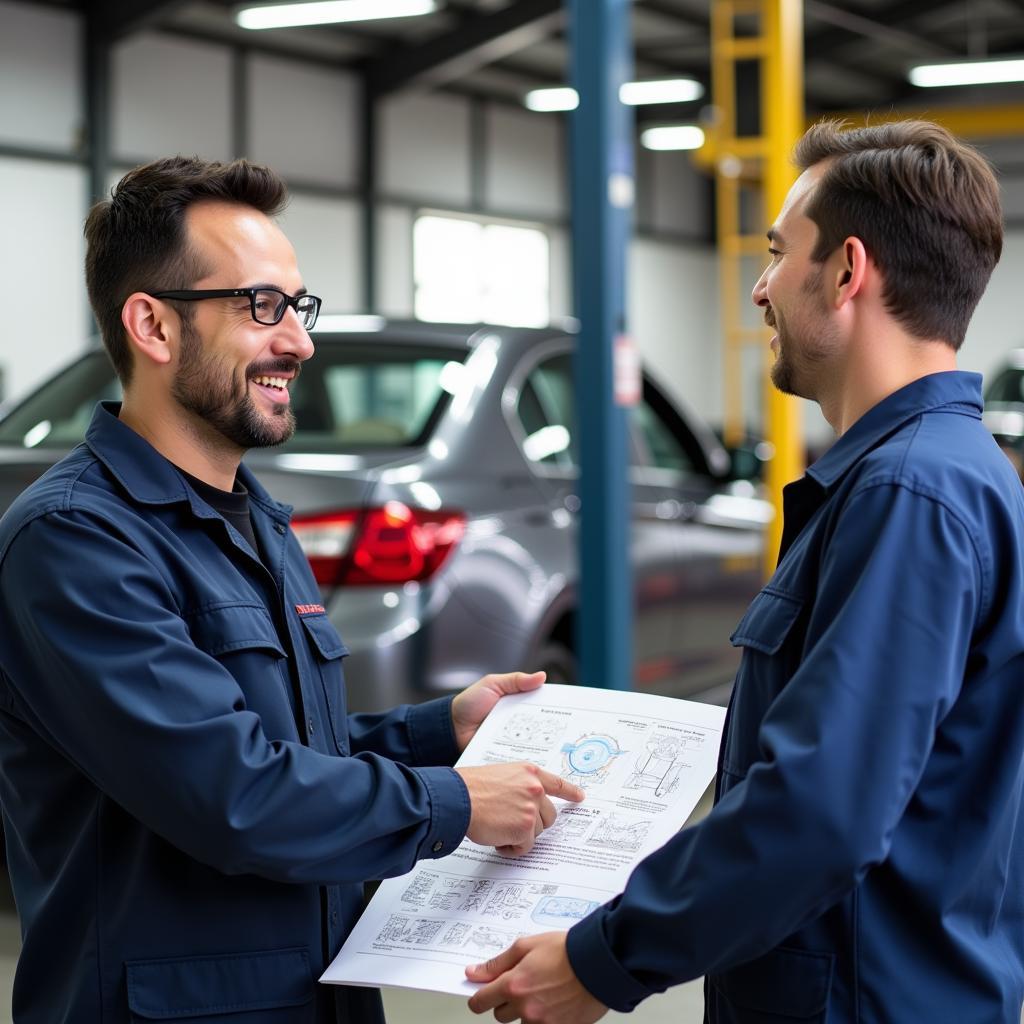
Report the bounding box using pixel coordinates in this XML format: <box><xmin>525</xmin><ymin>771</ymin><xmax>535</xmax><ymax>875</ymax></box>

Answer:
<box><xmin>292</xmin><ymin>502</ymin><xmax>466</xmax><ymax>587</ymax></box>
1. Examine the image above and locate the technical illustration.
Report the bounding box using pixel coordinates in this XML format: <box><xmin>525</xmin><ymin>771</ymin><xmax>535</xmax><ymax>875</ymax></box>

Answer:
<box><xmin>531</xmin><ymin>896</ymin><xmax>601</xmax><ymax>926</ymax></box>
<box><xmin>586</xmin><ymin>814</ymin><xmax>652</xmax><ymax>853</ymax></box>
<box><xmin>500</xmin><ymin>712</ymin><xmax>564</xmax><ymax>747</ymax></box>
<box><xmin>560</xmin><ymin>733</ymin><xmax>624</xmax><ymax>785</ymax></box>
<box><xmin>624</xmin><ymin>733</ymin><xmax>688</xmax><ymax>797</ymax></box>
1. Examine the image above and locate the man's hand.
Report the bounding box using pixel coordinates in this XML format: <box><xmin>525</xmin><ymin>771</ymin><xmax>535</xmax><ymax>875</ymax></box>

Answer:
<box><xmin>455</xmin><ymin>763</ymin><xmax>584</xmax><ymax>856</ymax></box>
<box><xmin>466</xmin><ymin>932</ymin><xmax>608</xmax><ymax>1024</ymax></box>
<box><xmin>451</xmin><ymin>671</ymin><xmax>546</xmax><ymax>753</ymax></box>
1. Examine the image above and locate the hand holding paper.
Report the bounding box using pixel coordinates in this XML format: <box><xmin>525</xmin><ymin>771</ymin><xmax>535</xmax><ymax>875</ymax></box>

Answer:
<box><xmin>450</xmin><ymin>671</ymin><xmax>547</xmax><ymax>752</ymax></box>
<box><xmin>466</xmin><ymin>931</ymin><xmax>609</xmax><ymax>1023</ymax></box>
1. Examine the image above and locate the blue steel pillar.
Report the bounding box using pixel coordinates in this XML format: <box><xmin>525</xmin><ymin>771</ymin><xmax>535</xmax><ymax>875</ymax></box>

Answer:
<box><xmin>568</xmin><ymin>0</ymin><xmax>634</xmax><ymax>690</ymax></box>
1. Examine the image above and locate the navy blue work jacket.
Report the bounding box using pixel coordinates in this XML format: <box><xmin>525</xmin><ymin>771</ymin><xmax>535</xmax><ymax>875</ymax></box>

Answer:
<box><xmin>0</xmin><ymin>403</ymin><xmax>470</xmax><ymax>1023</ymax></box>
<box><xmin>568</xmin><ymin>372</ymin><xmax>1024</xmax><ymax>1023</ymax></box>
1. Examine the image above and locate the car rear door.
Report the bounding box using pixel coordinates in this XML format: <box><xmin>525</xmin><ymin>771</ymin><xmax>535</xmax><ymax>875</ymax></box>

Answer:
<box><xmin>507</xmin><ymin>346</ymin><xmax>683</xmax><ymax>688</ymax></box>
<box><xmin>628</xmin><ymin>379</ymin><xmax>766</xmax><ymax>701</ymax></box>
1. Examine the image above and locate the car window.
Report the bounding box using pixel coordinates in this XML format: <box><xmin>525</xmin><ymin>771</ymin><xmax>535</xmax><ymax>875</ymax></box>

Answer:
<box><xmin>0</xmin><ymin>351</ymin><xmax>121</xmax><ymax>448</ymax></box>
<box><xmin>631</xmin><ymin>382</ymin><xmax>714</xmax><ymax>478</ymax></box>
<box><xmin>515</xmin><ymin>353</ymin><xmax>577</xmax><ymax>469</ymax></box>
<box><xmin>310</xmin><ymin>347</ymin><xmax>460</xmax><ymax>447</ymax></box>
<box><xmin>0</xmin><ymin>343</ymin><xmax>466</xmax><ymax>452</ymax></box>
<box><xmin>631</xmin><ymin>399</ymin><xmax>695</xmax><ymax>474</ymax></box>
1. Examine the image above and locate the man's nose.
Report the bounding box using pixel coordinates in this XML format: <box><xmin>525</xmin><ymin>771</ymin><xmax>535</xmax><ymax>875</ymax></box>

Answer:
<box><xmin>751</xmin><ymin>269</ymin><xmax>769</xmax><ymax>308</ymax></box>
<box><xmin>272</xmin><ymin>307</ymin><xmax>315</xmax><ymax>362</ymax></box>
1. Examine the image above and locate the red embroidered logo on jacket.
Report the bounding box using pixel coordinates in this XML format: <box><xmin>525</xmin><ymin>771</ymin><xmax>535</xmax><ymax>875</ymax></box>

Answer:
<box><xmin>295</xmin><ymin>603</ymin><xmax>326</xmax><ymax>616</ymax></box>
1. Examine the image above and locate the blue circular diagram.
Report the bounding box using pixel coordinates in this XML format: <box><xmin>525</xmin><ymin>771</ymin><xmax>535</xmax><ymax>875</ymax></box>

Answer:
<box><xmin>561</xmin><ymin>734</ymin><xmax>622</xmax><ymax>775</ymax></box>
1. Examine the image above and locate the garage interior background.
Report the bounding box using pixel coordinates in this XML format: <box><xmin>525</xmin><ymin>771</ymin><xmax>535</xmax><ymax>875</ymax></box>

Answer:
<box><xmin>1</xmin><ymin>0</ymin><xmax>1024</xmax><ymax>451</ymax></box>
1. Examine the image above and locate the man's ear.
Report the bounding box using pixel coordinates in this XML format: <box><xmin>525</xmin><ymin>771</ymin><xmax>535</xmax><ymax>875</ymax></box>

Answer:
<box><xmin>833</xmin><ymin>237</ymin><xmax>868</xmax><ymax>309</ymax></box>
<box><xmin>121</xmin><ymin>292</ymin><xmax>176</xmax><ymax>367</ymax></box>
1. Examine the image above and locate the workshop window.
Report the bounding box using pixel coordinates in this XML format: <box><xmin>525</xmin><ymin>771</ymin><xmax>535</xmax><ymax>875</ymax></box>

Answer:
<box><xmin>413</xmin><ymin>213</ymin><xmax>549</xmax><ymax>328</ymax></box>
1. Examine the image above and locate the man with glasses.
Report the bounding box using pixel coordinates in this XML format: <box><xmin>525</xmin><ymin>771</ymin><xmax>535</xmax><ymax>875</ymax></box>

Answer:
<box><xmin>0</xmin><ymin>156</ymin><xmax>581</xmax><ymax>1023</ymax></box>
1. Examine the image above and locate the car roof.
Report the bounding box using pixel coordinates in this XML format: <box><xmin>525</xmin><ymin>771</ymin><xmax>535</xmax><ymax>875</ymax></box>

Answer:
<box><xmin>308</xmin><ymin>318</ymin><xmax>573</xmax><ymax>351</ymax></box>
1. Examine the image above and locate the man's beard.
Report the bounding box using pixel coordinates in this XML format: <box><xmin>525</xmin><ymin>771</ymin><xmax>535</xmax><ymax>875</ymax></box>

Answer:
<box><xmin>171</xmin><ymin>319</ymin><xmax>297</xmax><ymax>451</ymax></box>
<box><xmin>768</xmin><ymin>266</ymin><xmax>837</xmax><ymax>400</ymax></box>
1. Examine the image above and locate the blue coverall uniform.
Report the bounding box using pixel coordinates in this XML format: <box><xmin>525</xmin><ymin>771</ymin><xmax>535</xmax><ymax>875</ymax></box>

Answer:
<box><xmin>568</xmin><ymin>372</ymin><xmax>1024</xmax><ymax>1023</ymax></box>
<box><xmin>0</xmin><ymin>402</ymin><xmax>470</xmax><ymax>1023</ymax></box>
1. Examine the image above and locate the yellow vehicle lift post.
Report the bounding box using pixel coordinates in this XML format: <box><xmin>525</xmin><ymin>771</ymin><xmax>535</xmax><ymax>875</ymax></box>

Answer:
<box><xmin>710</xmin><ymin>0</ymin><xmax>805</xmax><ymax>573</ymax></box>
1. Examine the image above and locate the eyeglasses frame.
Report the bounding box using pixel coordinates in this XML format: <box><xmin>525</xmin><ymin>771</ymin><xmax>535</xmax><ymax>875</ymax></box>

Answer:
<box><xmin>150</xmin><ymin>288</ymin><xmax>322</xmax><ymax>329</ymax></box>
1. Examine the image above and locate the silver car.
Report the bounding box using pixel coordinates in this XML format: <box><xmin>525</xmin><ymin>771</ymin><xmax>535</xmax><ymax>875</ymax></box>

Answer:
<box><xmin>0</xmin><ymin>320</ymin><xmax>769</xmax><ymax>710</ymax></box>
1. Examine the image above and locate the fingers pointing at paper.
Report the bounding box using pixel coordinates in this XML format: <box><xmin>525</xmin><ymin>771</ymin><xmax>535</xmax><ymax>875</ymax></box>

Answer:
<box><xmin>456</xmin><ymin>763</ymin><xmax>585</xmax><ymax>856</ymax></box>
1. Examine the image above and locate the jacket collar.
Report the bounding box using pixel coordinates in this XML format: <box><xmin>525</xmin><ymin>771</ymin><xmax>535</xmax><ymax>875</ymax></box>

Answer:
<box><xmin>85</xmin><ymin>401</ymin><xmax>289</xmax><ymax>518</ymax></box>
<box><xmin>805</xmin><ymin>370</ymin><xmax>983</xmax><ymax>491</ymax></box>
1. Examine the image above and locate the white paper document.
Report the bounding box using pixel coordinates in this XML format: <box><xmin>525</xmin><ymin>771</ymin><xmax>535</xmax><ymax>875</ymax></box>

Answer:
<box><xmin>321</xmin><ymin>684</ymin><xmax>726</xmax><ymax>996</ymax></box>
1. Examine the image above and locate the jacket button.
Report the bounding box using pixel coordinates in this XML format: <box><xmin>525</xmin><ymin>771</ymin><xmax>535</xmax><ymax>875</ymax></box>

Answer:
<box><xmin>432</xmin><ymin>840</ymin><xmax>444</xmax><ymax>853</ymax></box>
<box><xmin>275</xmin><ymin>523</ymin><xmax>286</xmax><ymax>534</ymax></box>
<box><xmin>331</xmin><ymin>911</ymin><xmax>339</xmax><ymax>926</ymax></box>
<box><xmin>308</xmin><ymin>718</ymin><xmax>315</xmax><ymax>736</ymax></box>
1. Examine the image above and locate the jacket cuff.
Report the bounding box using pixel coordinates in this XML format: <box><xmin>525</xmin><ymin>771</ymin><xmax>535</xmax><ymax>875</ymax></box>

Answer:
<box><xmin>409</xmin><ymin>765</ymin><xmax>470</xmax><ymax>860</ymax></box>
<box><xmin>405</xmin><ymin>695</ymin><xmax>460</xmax><ymax>767</ymax></box>
<box><xmin>566</xmin><ymin>907</ymin><xmax>654</xmax><ymax>1013</ymax></box>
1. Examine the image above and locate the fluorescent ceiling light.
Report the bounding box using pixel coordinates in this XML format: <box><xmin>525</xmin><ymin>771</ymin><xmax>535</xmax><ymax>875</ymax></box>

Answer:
<box><xmin>909</xmin><ymin>57</ymin><xmax>1024</xmax><ymax>87</ymax></box>
<box><xmin>641</xmin><ymin>125</ymin><xmax>705</xmax><ymax>151</ymax></box>
<box><xmin>236</xmin><ymin>0</ymin><xmax>437</xmax><ymax>30</ymax></box>
<box><xmin>620</xmin><ymin>78</ymin><xmax>703</xmax><ymax>105</ymax></box>
<box><xmin>525</xmin><ymin>78</ymin><xmax>703</xmax><ymax>113</ymax></box>
<box><xmin>524</xmin><ymin>87</ymin><xmax>579</xmax><ymax>112</ymax></box>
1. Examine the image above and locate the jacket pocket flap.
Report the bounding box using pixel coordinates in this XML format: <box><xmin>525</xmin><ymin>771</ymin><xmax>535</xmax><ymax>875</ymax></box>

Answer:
<box><xmin>299</xmin><ymin>614</ymin><xmax>349</xmax><ymax>660</ymax></box>
<box><xmin>729</xmin><ymin>588</ymin><xmax>804</xmax><ymax>655</ymax></box>
<box><xmin>187</xmin><ymin>603</ymin><xmax>286</xmax><ymax>658</ymax></box>
<box><xmin>710</xmin><ymin>945</ymin><xmax>834</xmax><ymax>1018</ymax></box>
<box><xmin>126</xmin><ymin>947</ymin><xmax>312</xmax><ymax>1019</ymax></box>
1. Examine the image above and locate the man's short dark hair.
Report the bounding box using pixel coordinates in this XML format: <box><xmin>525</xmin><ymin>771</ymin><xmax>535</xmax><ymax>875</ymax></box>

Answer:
<box><xmin>794</xmin><ymin>120</ymin><xmax>1003</xmax><ymax>350</ymax></box>
<box><xmin>84</xmin><ymin>156</ymin><xmax>288</xmax><ymax>384</ymax></box>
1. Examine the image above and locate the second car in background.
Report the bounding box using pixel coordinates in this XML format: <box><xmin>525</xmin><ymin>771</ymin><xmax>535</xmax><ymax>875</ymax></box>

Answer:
<box><xmin>0</xmin><ymin>320</ymin><xmax>769</xmax><ymax>710</ymax></box>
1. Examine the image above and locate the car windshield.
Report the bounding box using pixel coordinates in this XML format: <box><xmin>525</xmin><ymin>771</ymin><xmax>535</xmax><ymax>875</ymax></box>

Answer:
<box><xmin>0</xmin><ymin>341</ymin><xmax>466</xmax><ymax>451</ymax></box>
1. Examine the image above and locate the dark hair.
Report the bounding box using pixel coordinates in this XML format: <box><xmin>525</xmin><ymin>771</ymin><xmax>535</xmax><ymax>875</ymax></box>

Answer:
<box><xmin>794</xmin><ymin>120</ymin><xmax>1002</xmax><ymax>350</ymax></box>
<box><xmin>84</xmin><ymin>156</ymin><xmax>288</xmax><ymax>384</ymax></box>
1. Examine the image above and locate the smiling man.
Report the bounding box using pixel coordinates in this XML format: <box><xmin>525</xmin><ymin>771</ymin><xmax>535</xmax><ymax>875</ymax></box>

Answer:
<box><xmin>0</xmin><ymin>156</ymin><xmax>583</xmax><ymax>1023</ymax></box>
<box><xmin>466</xmin><ymin>121</ymin><xmax>1024</xmax><ymax>1024</ymax></box>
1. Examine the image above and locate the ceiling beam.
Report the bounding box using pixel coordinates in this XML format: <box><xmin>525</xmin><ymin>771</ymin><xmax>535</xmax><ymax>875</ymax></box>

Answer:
<box><xmin>88</xmin><ymin>0</ymin><xmax>189</xmax><ymax>40</ymax></box>
<box><xmin>634</xmin><ymin>0</ymin><xmax>708</xmax><ymax>32</ymax></box>
<box><xmin>804</xmin><ymin>0</ymin><xmax>954</xmax><ymax>59</ymax></box>
<box><xmin>363</xmin><ymin>0</ymin><xmax>563</xmax><ymax>98</ymax></box>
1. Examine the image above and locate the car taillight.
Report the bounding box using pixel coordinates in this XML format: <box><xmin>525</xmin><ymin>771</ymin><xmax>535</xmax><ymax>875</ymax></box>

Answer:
<box><xmin>291</xmin><ymin>501</ymin><xmax>466</xmax><ymax>587</ymax></box>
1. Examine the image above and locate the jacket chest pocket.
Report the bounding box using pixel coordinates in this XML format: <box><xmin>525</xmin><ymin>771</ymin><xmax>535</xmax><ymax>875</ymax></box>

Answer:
<box><xmin>298</xmin><ymin>614</ymin><xmax>350</xmax><ymax>755</ymax></box>
<box><xmin>725</xmin><ymin>587</ymin><xmax>806</xmax><ymax>778</ymax></box>
<box><xmin>126</xmin><ymin>946</ymin><xmax>313</xmax><ymax>1022</ymax></box>
<box><xmin>187</xmin><ymin>603</ymin><xmax>297</xmax><ymax>743</ymax></box>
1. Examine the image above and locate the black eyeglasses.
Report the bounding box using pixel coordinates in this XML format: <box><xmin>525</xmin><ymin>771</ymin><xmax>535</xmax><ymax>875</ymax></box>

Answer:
<box><xmin>151</xmin><ymin>288</ymin><xmax>322</xmax><ymax>330</ymax></box>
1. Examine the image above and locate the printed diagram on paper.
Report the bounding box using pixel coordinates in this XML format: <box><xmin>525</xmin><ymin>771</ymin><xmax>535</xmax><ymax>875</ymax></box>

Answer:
<box><xmin>322</xmin><ymin>684</ymin><xmax>726</xmax><ymax>996</ymax></box>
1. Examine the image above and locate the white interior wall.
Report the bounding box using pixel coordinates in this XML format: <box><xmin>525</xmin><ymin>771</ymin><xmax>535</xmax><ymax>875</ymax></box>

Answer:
<box><xmin>0</xmin><ymin>159</ymin><xmax>89</xmax><ymax>400</ymax></box>
<box><xmin>0</xmin><ymin>2</ymin><xmax>87</xmax><ymax>402</ymax></box>
<box><xmin>247</xmin><ymin>56</ymin><xmax>358</xmax><ymax>187</ymax></box>
<box><xmin>277</xmin><ymin>196</ymin><xmax>362</xmax><ymax>313</ymax></box>
<box><xmin>484</xmin><ymin>106</ymin><xmax>566</xmax><ymax>219</ymax></box>
<box><xmin>0</xmin><ymin>1</ymin><xmax>81</xmax><ymax>153</ymax></box>
<box><xmin>379</xmin><ymin>92</ymin><xmax>473</xmax><ymax>205</ymax></box>
<box><xmin>963</xmin><ymin>230</ymin><xmax>1024</xmax><ymax>381</ymax></box>
<box><xmin>112</xmin><ymin>33</ymin><xmax>232</xmax><ymax>163</ymax></box>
